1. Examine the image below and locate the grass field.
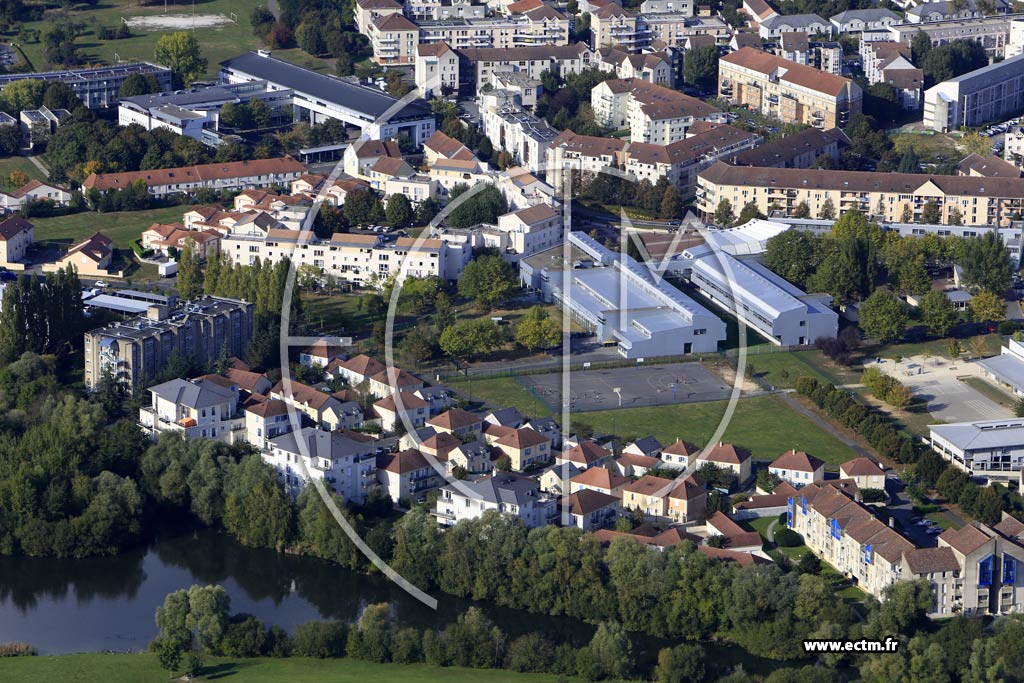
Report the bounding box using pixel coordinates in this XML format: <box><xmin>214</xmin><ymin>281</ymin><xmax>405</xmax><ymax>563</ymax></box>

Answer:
<box><xmin>31</xmin><ymin>205</ymin><xmax>186</xmax><ymax>250</ymax></box>
<box><xmin>583</xmin><ymin>395</ymin><xmax>860</xmax><ymax>464</ymax></box>
<box><xmin>889</xmin><ymin>132</ymin><xmax>962</xmax><ymax>168</ymax></box>
<box><xmin>449</xmin><ymin>374</ymin><xmax>555</xmax><ymax>419</ymax></box>
<box><xmin>743</xmin><ymin>349</ymin><xmax>861</xmax><ymax>390</ymax></box>
<box><xmin>0</xmin><ymin>156</ymin><xmax>47</xmax><ymax>190</ymax></box>
<box><xmin>9</xmin><ymin>0</ymin><xmax>263</xmax><ymax>78</ymax></box>
<box><xmin>0</xmin><ymin>653</ymin><xmax>572</xmax><ymax>683</ymax></box>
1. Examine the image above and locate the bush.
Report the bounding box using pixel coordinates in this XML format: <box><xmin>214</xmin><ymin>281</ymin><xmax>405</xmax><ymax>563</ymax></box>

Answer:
<box><xmin>998</xmin><ymin>320</ymin><xmax>1020</xmax><ymax>336</ymax></box>
<box><xmin>292</xmin><ymin>620</ymin><xmax>347</xmax><ymax>658</ymax></box>
<box><xmin>0</xmin><ymin>642</ymin><xmax>36</xmax><ymax>657</ymax></box>
<box><xmin>774</xmin><ymin>528</ymin><xmax>804</xmax><ymax>547</ymax></box>
<box><xmin>861</xmin><ymin>488</ymin><xmax>887</xmax><ymax>503</ymax></box>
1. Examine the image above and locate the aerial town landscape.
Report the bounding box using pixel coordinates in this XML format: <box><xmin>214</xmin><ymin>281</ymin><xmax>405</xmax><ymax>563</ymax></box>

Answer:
<box><xmin>2</xmin><ymin>0</ymin><xmax>1024</xmax><ymax>681</ymax></box>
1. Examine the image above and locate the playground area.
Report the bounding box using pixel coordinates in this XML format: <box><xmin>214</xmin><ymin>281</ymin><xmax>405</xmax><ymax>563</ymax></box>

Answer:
<box><xmin>123</xmin><ymin>13</ymin><xmax>236</xmax><ymax>31</ymax></box>
<box><xmin>877</xmin><ymin>354</ymin><xmax>1013</xmax><ymax>423</ymax></box>
<box><xmin>518</xmin><ymin>362</ymin><xmax>734</xmax><ymax>413</ymax></box>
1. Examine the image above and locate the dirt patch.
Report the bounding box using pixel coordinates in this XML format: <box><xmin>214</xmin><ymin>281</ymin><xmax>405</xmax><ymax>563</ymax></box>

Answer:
<box><xmin>124</xmin><ymin>14</ymin><xmax>234</xmax><ymax>31</ymax></box>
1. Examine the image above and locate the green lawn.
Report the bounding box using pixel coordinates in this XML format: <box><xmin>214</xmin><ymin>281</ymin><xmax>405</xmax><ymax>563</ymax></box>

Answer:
<box><xmin>9</xmin><ymin>0</ymin><xmax>263</xmax><ymax>78</ymax></box>
<box><xmin>744</xmin><ymin>349</ymin><xmax>861</xmax><ymax>390</ymax></box>
<box><xmin>873</xmin><ymin>334</ymin><xmax>1002</xmax><ymax>362</ymax></box>
<box><xmin>925</xmin><ymin>510</ymin><xmax>958</xmax><ymax>531</ymax></box>
<box><xmin>583</xmin><ymin>395</ymin><xmax>860</xmax><ymax>464</ymax></box>
<box><xmin>32</xmin><ymin>205</ymin><xmax>186</xmax><ymax>250</ymax></box>
<box><xmin>0</xmin><ymin>653</ymin><xmax>572</xmax><ymax>683</ymax></box>
<box><xmin>0</xmin><ymin>156</ymin><xmax>47</xmax><ymax>190</ymax></box>
<box><xmin>448</xmin><ymin>375</ymin><xmax>555</xmax><ymax>419</ymax></box>
<box><xmin>889</xmin><ymin>131</ymin><xmax>962</xmax><ymax>168</ymax></box>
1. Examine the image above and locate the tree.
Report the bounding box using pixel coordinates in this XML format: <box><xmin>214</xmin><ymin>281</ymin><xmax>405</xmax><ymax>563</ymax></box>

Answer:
<box><xmin>659</xmin><ymin>184</ymin><xmax>682</xmax><ymax>219</ymax></box>
<box><xmin>439</xmin><ymin>319</ymin><xmax>502</xmax><ymax>360</ymax></box>
<box><xmin>176</xmin><ymin>241</ymin><xmax>204</xmax><ymax>301</ymax></box>
<box><xmin>120</xmin><ymin>73</ymin><xmax>161</xmax><ymax>98</ymax></box>
<box><xmin>296</xmin><ymin>19</ymin><xmax>326</xmax><ymax>56</ymax></box>
<box><xmin>918</xmin><ymin>290</ymin><xmax>958</xmax><ymax>337</ymax></box>
<box><xmin>580</xmin><ymin>621</ymin><xmax>633</xmax><ymax>680</ymax></box>
<box><xmin>433</xmin><ymin>291</ymin><xmax>456</xmax><ymax>331</ymax></box>
<box><xmin>0</xmin><ymin>79</ymin><xmax>45</xmax><ymax>114</ymax></box>
<box><xmin>515</xmin><ymin>305</ymin><xmax>561</xmax><ymax>352</ymax></box>
<box><xmin>457</xmin><ymin>254</ymin><xmax>517</xmax><ymax>308</ymax></box>
<box><xmin>154</xmin><ymin>32</ymin><xmax>208</xmax><ymax>88</ymax></box>
<box><xmin>831</xmin><ymin>210</ymin><xmax>883</xmax><ymax>248</ymax></box>
<box><xmin>969</xmin><ymin>290</ymin><xmax>1005</xmax><ymax>323</ymax></box>
<box><xmin>959</xmin><ymin>231</ymin><xmax>1013</xmax><ymax>294</ymax></box>
<box><xmin>185</xmin><ymin>585</ymin><xmax>230</xmax><ymax>653</ymax></box>
<box><xmin>764</xmin><ymin>230</ymin><xmax>821</xmax><ymax>289</ymax></box>
<box><xmin>683</xmin><ymin>44</ymin><xmax>719</xmax><ymax>91</ymax></box>
<box><xmin>735</xmin><ymin>201</ymin><xmax>765</xmax><ymax>226</ymax></box>
<box><xmin>818</xmin><ymin>198</ymin><xmax>835</xmax><ymax>220</ymax></box>
<box><xmin>921</xmin><ymin>200</ymin><xmax>941</xmax><ymax>225</ymax></box>
<box><xmin>859</xmin><ymin>290</ymin><xmax>908</xmax><ymax>342</ymax></box>
<box><xmin>385</xmin><ymin>193</ymin><xmax>414</xmax><ymax>229</ymax></box>
<box><xmin>655</xmin><ymin>643</ymin><xmax>706</xmax><ymax>683</ymax></box>
<box><xmin>344</xmin><ymin>189</ymin><xmax>384</xmax><ymax>226</ymax></box>
<box><xmin>793</xmin><ymin>201</ymin><xmax>810</xmax><ymax>218</ymax></box>
<box><xmin>714</xmin><ymin>198</ymin><xmax>734</xmax><ymax>226</ymax></box>
<box><xmin>447</xmin><ymin>185</ymin><xmax>508</xmax><ymax>229</ymax></box>
<box><xmin>911</xmin><ymin>30</ymin><xmax>932</xmax><ymax>64</ymax></box>
<box><xmin>385</xmin><ymin>70</ymin><xmax>412</xmax><ymax>98</ymax></box>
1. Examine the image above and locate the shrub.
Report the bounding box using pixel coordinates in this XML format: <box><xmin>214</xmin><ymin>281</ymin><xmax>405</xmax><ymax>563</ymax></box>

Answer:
<box><xmin>292</xmin><ymin>620</ymin><xmax>347</xmax><ymax>658</ymax></box>
<box><xmin>861</xmin><ymin>488</ymin><xmax>887</xmax><ymax>503</ymax></box>
<box><xmin>0</xmin><ymin>642</ymin><xmax>36</xmax><ymax>657</ymax></box>
<box><xmin>774</xmin><ymin>528</ymin><xmax>803</xmax><ymax>547</ymax></box>
<box><xmin>998</xmin><ymin>320</ymin><xmax>1020</xmax><ymax>335</ymax></box>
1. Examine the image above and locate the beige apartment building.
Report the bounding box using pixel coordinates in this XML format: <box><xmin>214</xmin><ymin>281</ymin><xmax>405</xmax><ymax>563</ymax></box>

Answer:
<box><xmin>0</xmin><ymin>216</ymin><xmax>33</xmax><ymax>268</ymax></box>
<box><xmin>719</xmin><ymin>47</ymin><xmax>862</xmax><ymax>130</ymax></box>
<box><xmin>696</xmin><ymin>162</ymin><xmax>1024</xmax><ymax>227</ymax></box>
<box><xmin>590</xmin><ymin>5</ymin><xmax>648</xmax><ymax>51</ymax></box>
<box><xmin>591</xmin><ymin>78</ymin><xmax>726</xmax><ymax>144</ymax></box>
<box><xmin>368</xmin><ymin>14</ymin><xmax>420</xmax><ymax>66</ymax></box>
<box><xmin>415</xmin><ymin>41</ymin><xmax>459</xmax><ymax>96</ymax></box>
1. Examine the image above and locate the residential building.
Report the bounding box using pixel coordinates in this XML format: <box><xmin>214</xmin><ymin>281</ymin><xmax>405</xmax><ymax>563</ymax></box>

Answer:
<box><xmin>331</xmin><ymin>354</ymin><xmax>386</xmax><ymax>386</ymax></box>
<box><xmin>82</xmin><ymin>157</ymin><xmax>307</xmax><ymax>200</ymax></box>
<box><xmin>769</xmin><ymin>449</ymin><xmax>825</xmax><ymax>486</ymax></box>
<box><xmin>742</xmin><ymin>0</ymin><xmax>778</xmax><ymax>26</ymax></box>
<box><xmin>727</xmin><ymin>126</ymin><xmax>848</xmax><ymax>169</ymax></box>
<box><xmin>423</xmin><ymin>130</ymin><xmax>475</xmax><ymax>167</ymax></box>
<box><xmin>369</xmin><ymin>367</ymin><xmax>426</xmax><ymax>398</ymax></box>
<box><xmin>590</xmin><ymin>5</ymin><xmax>647</xmax><ymax>52</ymax></box>
<box><xmin>718</xmin><ymin>48</ymin><xmax>862</xmax><ymax>129</ymax></box>
<box><xmin>889</xmin><ymin>13</ymin><xmax>1020</xmax><ymax>59</ymax></box>
<box><xmin>46</xmin><ymin>232</ymin><xmax>113</xmax><ymax>278</ymax></box>
<box><xmin>595</xmin><ymin>47</ymin><xmax>674</xmax><ymax>87</ymax></box>
<box><xmin>905</xmin><ymin>0</ymin><xmax>1008</xmax><ymax>25</ymax></box>
<box><xmin>456</xmin><ymin>43</ymin><xmax>595</xmax><ymax>93</ymax></box>
<box><xmin>700</xmin><ymin>442</ymin><xmax>751</xmax><ymax>481</ymax></box>
<box><xmin>520</xmin><ymin>232</ymin><xmax>726</xmax><ymax>358</ymax></box>
<box><xmin>266</xmin><ymin>427</ymin><xmax>377</xmax><ymax>502</ymax></box>
<box><xmin>373</xmin><ymin>391</ymin><xmax>430</xmax><ymax>432</ymax></box>
<box><xmin>928</xmin><ymin>521</ymin><xmax>1024</xmax><ymax>615</ymax></box>
<box><xmin>426</xmin><ymin>407</ymin><xmax>483</xmax><ymax>439</ymax></box>
<box><xmin>138</xmin><ymin>378</ymin><xmax>244</xmax><ymax>443</ymax></box>
<box><xmin>830</xmin><ymin>8</ymin><xmax>900</xmax><ymax>33</ymax></box>
<box><xmin>924</xmin><ymin>54</ymin><xmax>1024</xmax><ymax>132</ymax></box>
<box><xmin>377</xmin><ymin>448</ymin><xmax>442</xmax><ymax>502</ymax></box>
<box><xmin>494</xmin><ymin>427</ymin><xmax>552</xmax><ymax>470</ymax></box>
<box><xmin>862</xmin><ymin>41</ymin><xmax>913</xmax><ymax>85</ymax></box>
<box><xmin>839</xmin><ymin>457</ymin><xmax>886</xmax><ymax>490</ymax></box>
<box><xmin>270</xmin><ymin>379</ymin><xmax>365</xmax><ymax>431</ymax></box>
<box><xmin>557</xmin><ymin>440</ymin><xmax>614</xmax><ymax>469</ymax></box>
<box><xmin>0</xmin><ymin>62</ymin><xmax>171</xmax><ymax>109</ymax></box>
<box><xmin>786</xmin><ymin>482</ymin><xmax>917</xmax><ymax>601</ymax></box>
<box><xmin>299</xmin><ymin>340</ymin><xmax>346</xmax><ymax>368</ymax></box>
<box><xmin>83</xmin><ymin>297</ymin><xmax>254</xmax><ymax>391</ymax></box>
<box><xmin>696</xmin><ymin>162</ymin><xmax>1024</xmax><ymax>227</ymax></box>
<box><xmin>494</xmin><ymin>204</ymin><xmax>562</xmax><ymax>259</ymax></box>
<box><xmin>0</xmin><ymin>180</ymin><xmax>72</xmax><ymax>212</ymax></box>
<box><xmin>930</xmin><ymin>418</ymin><xmax>1024</xmax><ymax>482</ymax></box>
<box><xmin>0</xmin><ymin>216</ymin><xmax>33</xmax><ymax>267</ymax></box>
<box><xmin>561</xmin><ymin>490</ymin><xmax>621</xmax><ymax>530</ymax></box>
<box><xmin>680</xmin><ymin>244</ymin><xmax>839</xmax><ymax>346</ymax></box>
<box><xmin>435</xmin><ymin>472</ymin><xmax>556</xmax><ymax>527</ymax></box>
<box><xmin>622</xmin><ymin>474</ymin><xmax>674</xmax><ymax>519</ymax></box>
<box><xmin>667</xmin><ymin>474</ymin><xmax>707</xmax><ymax>523</ymax></box>
<box><xmin>355</xmin><ymin>0</ymin><xmax>403</xmax><ymax>34</ymax></box>
<box><xmin>591</xmin><ymin>78</ymin><xmax>724</xmax><ymax>144</ymax></box>
<box><xmin>959</xmin><ymin>153</ymin><xmax>1022</xmax><ymax>178</ymax></box>
<box><xmin>479</xmin><ymin>101</ymin><xmax>559</xmax><ymax>174</ymax></box>
<box><xmin>367</xmin><ymin>13</ymin><xmax>419</xmax><ymax>65</ymax></box>
<box><xmin>661</xmin><ymin>438</ymin><xmax>698</xmax><ymax>469</ymax></box>
<box><xmin>569</xmin><ymin>466</ymin><xmax>630</xmax><ymax>497</ymax></box>
<box><xmin>244</xmin><ymin>399</ymin><xmax>294</xmax><ymax>450</ymax></box>
<box><xmin>220</xmin><ymin>51</ymin><xmax>436</xmax><ymax>145</ymax></box>
<box><xmin>758</xmin><ymin>13</ymin><xmax>829</xmax><ymax>39</ymax></box>
<box><xmin>705</xmin><ymin>511</ymin><xmax>765</xmax><ymax>552</ymax></box>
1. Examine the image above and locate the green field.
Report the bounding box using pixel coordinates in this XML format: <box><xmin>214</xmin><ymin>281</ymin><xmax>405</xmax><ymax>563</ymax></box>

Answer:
<box><xmin>0</xmin><ymin>156</ymin><xmax>47</xmax><ymax>190</ymax></box>
<box><xmin>9</xmin><ymin>0</ymin><xmax>265</xmax><ymax>78</ymax></box>
<box><xmin>743</xmin><ymin>349</ymin><xmax>861</xmax><ymax>389</ymax></box>
<box><xmin>449</xmin><ymin>374</ymin><xmax>555</xmax><ymax>419</ymax></box>
<box><xmin>31</xmin><ymin>205</ymin><xmax>186</xmax><ymax>250</ymax></box>
<box><xmin>0</xmin><ymin>653</ymin><xmax>571</xmax><ymax>683</ymax></box>
<box><xmin>582</xmin><ymin>395</ymin><xmax>861</xmax><ymax>464</ymax></box>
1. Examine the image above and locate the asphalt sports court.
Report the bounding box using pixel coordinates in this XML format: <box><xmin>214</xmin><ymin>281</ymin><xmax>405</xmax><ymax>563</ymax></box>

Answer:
<box><xmin>518</xmin><ymin>362</ymin><xmax>732</xmax><ymax>413</ymax></box>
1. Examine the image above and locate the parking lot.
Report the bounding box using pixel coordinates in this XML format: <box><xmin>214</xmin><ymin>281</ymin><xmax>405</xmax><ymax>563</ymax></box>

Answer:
<box><xmin>878</xmin><ymin>355</ymin><xmax>1012</xmax><ymax>424</ymax></box>
<box><xmin>518</xmin><ymin>362</ymin><xmax>734</xmax><ymax>413</ymax></box>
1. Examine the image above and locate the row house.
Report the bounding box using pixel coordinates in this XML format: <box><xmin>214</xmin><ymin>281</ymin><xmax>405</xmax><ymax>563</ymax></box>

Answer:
<box><xmin>696</xmin><ymin>161</ymin><xmax>1024</xmax><ymax>227</ymax></box>
<box><xmin>435</xmin><ymin>472</ymin><xmax>556</xmax><ymax>527</ymax></box>
<box><xmin>265</xmin><ymin>427</ymin><xmax>378</xmax><ymax>503</ymax></box>
<box><xmin>595</xmin><ymin>48</ymin><xmax>674</xmax><ymax>88</ymax></box>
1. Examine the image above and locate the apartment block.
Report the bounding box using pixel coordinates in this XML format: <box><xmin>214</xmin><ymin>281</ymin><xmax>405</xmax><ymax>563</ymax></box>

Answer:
<box><xmin>592</xmin><ymin>78</ymin><xmax>725</xmax><ymax>144</ymax></box>
<box><xmin>888</xmin><ymin>14</ymin><xmax>1021</xmax><ymax>58</ymax></box>
<box><xmin>924</xmin><ymin>54</ymin><xmax>1024</xmax><ymax>132</ymax></box>
<box><xmin>415</xmin><ymin>42</ymin><xmax>460</xmax><ymax>96</ymax></box>
<box><xmin>0</xmin><ymin>62</ymin><xmax>171</xmax><ymax>109</ymax></box>
<box><xmin>456</xmin><ymin>43</ymin><xmax>595</xmax><ymax>93</ymax></box>
<box><xmin>84</xmin><ymin>297</ymin><xmax>254</xmax><ymax>391</ymax></box>
<box><xmin>718</xmin><ymin>48</ymin><xmax>862</xmax><ymax>129</ymax></box>
<box><xmin>696</xmin><ymin>162</ymin><xmax>1024</xmax><ymax>227</ymax></box>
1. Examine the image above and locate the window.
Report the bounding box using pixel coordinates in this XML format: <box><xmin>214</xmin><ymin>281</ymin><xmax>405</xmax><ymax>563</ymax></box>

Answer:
<box><xmin>979</xmin><ymin>555</ymin><xmax>994</xmax><ymax>587</ymax></box>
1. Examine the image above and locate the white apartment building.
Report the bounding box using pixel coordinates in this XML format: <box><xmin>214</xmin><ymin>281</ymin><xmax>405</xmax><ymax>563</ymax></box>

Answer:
<box><xmin>139</xmin><ymin>378</ymin><xmax>245</xmax><ymax>443</ymax></box>
<box><xmin>758</xmin><ymin>13</ymin><xmax>829</xmax><ymax>39</ymax></box>
<box><xmin>924</xmin><ymin>54</ymin><xmax>1024</xmax><ymax>131</ymax></box>
<box><xmin>591</xmin><ymin>77</ymin><xmax>725</xmax><ymax>144</ymax></box>
<box><xmin>265</xmin><ymin>427</ymin><xmax>378</xmax><ymax>502</ymax></box>
<box><xmin>434</xmin><ymin>473</ymin><xmax>557</xmax><ymax>527</ymax></box>
<box><xmin>830</xmin><ymin>8</ymin><xmax>900</xmax><ymax>33</ymax></box>
<box><xmin>415</xmin><ymin>41</ymin><xmax>460</xmax><ymax>96</ymax></box>
<box><xmin>888</xmin><ymin>14</ymin><xmax>1021</xmax><ymax>58</ymax></box>
<box><xmin>495</xmin><ymin>203</ymin><xmax>562</xmax><ymax>258</ymax></box>
<box><xmin>457</xmin><ymin>43</ymin><xmax>595</xmax><ymax>92</ymax></box>
<box><xmin>479</xmin><ymin>99</ymin><xmax>559</xmax><ymax>174</ymax></box>
<box><xmin>680</xmin><ymin>244</ymin><xmax>838</xmax><ymax>346</ymax></box>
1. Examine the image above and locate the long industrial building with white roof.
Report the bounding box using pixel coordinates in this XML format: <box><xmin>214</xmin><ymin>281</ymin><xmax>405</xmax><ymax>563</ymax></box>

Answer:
<box><xmin>930</xmin><ymin>418</ymin><xmax>1024</xmax><ymax>483</ymax></box>
<box><xmin>520</xmin><ymin>232</ymin><xmax>726</xmax><ymax>358</ymax></box>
